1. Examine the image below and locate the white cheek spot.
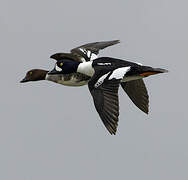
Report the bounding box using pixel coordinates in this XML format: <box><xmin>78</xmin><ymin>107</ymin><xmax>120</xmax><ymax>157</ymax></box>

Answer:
<box><xmin>109</xmin><ymin>67</ymin><xmax>131</xmax><ymax>80</ymax></box>
<box><xmin>55</xmin><ymin>64</ymin><xmax>62</xmax><ymax>72</ymax></box>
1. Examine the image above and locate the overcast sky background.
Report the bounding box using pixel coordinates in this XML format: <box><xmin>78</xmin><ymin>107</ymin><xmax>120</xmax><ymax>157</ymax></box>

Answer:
<box><xmin>0</xmin><ymin>0</ymin><xmax>187</xmax><ymax>179</ymax></box>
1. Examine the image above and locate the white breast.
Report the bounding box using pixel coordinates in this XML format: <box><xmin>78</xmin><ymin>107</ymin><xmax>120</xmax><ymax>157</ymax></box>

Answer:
<box><xmin>77</xmin><ymin>62</ymin><xmax>94</xmax><ymax>77</ymax></box>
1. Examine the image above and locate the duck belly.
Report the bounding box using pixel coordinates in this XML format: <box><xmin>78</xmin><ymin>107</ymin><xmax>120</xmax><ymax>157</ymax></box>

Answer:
<box><xmin>46</xmin><ymin>73</ymin><xmax>90</xmax><ymax>87</ymax></box>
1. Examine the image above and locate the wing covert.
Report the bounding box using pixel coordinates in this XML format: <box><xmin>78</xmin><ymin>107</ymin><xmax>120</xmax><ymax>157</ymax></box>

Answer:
<box><xmin>71</xmin><ymin>40</ymin><xmax>120</xmax><ymax>61</ymax></box>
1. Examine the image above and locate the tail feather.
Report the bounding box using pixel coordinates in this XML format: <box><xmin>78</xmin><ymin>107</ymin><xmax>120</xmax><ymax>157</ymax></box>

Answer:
<box><xmin>153</xmin><ymin>68</ymin><xmax>168</xmax><ymax>73</ymax></box>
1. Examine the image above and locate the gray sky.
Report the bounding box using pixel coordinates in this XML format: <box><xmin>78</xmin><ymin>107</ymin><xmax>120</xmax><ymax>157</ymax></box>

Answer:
<box><xmin>0</xmin><ymin>0</ymin><xmax>187</xmax><ymax>179</ymax></box>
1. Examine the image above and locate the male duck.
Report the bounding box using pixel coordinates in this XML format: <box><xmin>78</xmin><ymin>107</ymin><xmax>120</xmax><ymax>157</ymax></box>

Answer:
<box><xmin>48</xmin><ymin>57</ymin><xmax>168</xmax><ymax>135</ymax></box>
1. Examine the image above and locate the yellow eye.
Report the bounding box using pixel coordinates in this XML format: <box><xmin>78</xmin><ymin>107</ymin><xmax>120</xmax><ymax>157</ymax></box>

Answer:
<box><xmin>29</xmin><ymin>71</ymin><xmax>33</xmax><ymax>75</ymax></box>
<box><xmin>60</xmin><ymin>62</ymin><xmax>64</xmax><ymax>67</ymax></box>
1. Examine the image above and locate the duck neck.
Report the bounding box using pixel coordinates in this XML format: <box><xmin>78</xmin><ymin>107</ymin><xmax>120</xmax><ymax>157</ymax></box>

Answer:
<box><xmin>77</xmin><ymin>61</ymin><xmax>94</xmax><ymax>77</ymax></box>
<box><xmin>37</xmin><ymin>70</ymin><xmax>48</xmax><ymax>80</ymax></box>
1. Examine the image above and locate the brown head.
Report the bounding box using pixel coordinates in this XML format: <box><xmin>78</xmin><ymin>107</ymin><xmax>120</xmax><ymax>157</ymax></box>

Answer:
<box><xmin>20</xmin><ymin>69</ymin><xmax>48</xmax><ymax>83</ymax></box>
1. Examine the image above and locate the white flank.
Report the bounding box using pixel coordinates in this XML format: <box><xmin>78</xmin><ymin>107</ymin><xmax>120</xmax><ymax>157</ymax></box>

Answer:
<box><xmin>109</xmin><ymin>66</ymin><xmax>131</xmax><ymax>80</ymax></box>
<box><xmin>77</xmin><ymin>61</ymin><xmax>94</xmax><ymax>77</ymax></box>
<box><xmin>55</xmin><ymin>64</ymin><xmax>62</xmax><ymax>72</ymax></box>
<box><xmin>94</xmin><ymin>72</ymin><xmax>110</xmax><ymax>88</ymax></box>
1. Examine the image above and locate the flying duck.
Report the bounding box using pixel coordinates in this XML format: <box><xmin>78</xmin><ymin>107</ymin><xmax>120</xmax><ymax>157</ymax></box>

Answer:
<box><xmin>20</xmin><ymin>40</ymin><xmax>120</xmax><ymax>86</ymax></box>
<box><xmin>48</xmin><ymin>57</ymin><xmax>168</xmax><ymax>135</ymax></box>
<box><xmin>21</xmin><ymin>40</ymin><xmax>150</xmax><ymax>114</ymax></box>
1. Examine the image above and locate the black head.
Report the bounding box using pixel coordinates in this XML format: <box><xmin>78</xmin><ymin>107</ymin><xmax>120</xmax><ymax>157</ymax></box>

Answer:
<box><xmin>48</xmin><ymin>59</ymin><xmax>80</xmax><ymax>75</ymax></box>
<box><xmin>20</xmin><ymin>69</ymin><xmax>48</xmax><ymax>83</ymax></box>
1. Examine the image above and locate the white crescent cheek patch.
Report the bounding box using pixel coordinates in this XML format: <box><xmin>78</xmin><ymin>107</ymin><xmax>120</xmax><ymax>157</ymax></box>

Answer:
<box><xmin>55</xmin><ymin>64</ymin><xmax>62</xmax><ymax>72</ymax></box>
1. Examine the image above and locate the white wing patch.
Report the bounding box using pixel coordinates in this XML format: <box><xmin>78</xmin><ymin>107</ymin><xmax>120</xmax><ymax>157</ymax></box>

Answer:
<box><xmin>109</xmin><ymin>67</ymin><xmax>131</xmax><ymax>80</ymax></box>
<box><xmin>79</xmin><ymin>48</ymin><xmax>85</xmax><ymax>53</ymax></box>
<box><xmin>55</xmin><ymin>64</ymin><xmax>62</xmax><ymax>72</ymax></box>
<box><xmin>87</xmin><ymin>50</ymin><xmax>91</xmax><ymax>57</ymax></box>
<box><xmin>97</xmin><ymin>63</ymin><xmax>111</xmax><ymax>65</ymax></box>
<box><xmin>94</xmin><ymin>67</ymin><xmax>131</xmax><ymax>88</ymax></box>
<box><xmin>90</xmin><ymin>53</ymin><xmax>98</xmax><ymax>60</ymax></box>
<box><xmin>79</xmin><ymin>48</ymin><xmax>98</xmax><ymax>61</ymax></box>
<box><xmin>95</xmin><ymin>72</ymin><xmax>110</xmax><ymax>88</ymax></box>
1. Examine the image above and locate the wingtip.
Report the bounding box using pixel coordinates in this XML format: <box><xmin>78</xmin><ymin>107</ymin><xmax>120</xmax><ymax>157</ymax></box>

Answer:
<box><xmin>50</xmin><ymin>53</ymin><xmax>58</xmax><ymax>60</ymax></box>
<box><xmin>109</xmin><ymin>131</ymin><xmax>117</xmax><ymax>135</ymax></box>
<box><xmin>113</xmin><ymin>40</ymin><xmax>120</xmax><ymax>44</ymax></box>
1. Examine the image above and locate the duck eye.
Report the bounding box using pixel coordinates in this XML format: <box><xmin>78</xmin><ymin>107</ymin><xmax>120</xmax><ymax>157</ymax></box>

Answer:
<box><xmin>29</xmin><ymin>71</ymin><xmax>33</xmax><ymax>75</ymax></box>
<box><xmin>60</xmin><ymin>62</ymin><xmax>64</xmax><ymax>67</ymax></box>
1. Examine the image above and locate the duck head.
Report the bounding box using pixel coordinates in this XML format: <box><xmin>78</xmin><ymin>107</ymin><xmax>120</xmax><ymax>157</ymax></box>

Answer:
<box><xmin>48</xmin><ymin>59</ymin><xmax>80</xmax><ymax>75</ymax></box>
<box><xmin>20</xmin><ymin>69</ymin><xmax>48</xmax><ymax>83</ymax></box>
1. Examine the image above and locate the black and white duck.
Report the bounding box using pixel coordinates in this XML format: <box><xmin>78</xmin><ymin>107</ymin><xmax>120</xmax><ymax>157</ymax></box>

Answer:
<box><xmin>48</xmin><ymin>56</ymin><xmax>168</xmax><ymax>135</ymax></box>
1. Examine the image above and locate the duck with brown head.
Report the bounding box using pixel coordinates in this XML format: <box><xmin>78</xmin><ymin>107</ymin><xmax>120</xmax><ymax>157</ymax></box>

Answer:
<box><xmin>20</xmin><ymin>69</ymin><xmax>48</xmax><ymax>83</ymax></box>
<box><xmin>20</xmin><ymin>67</ymin><xmax>90</xmax><ymax>86</ymax></box>
<box><xmin>20</xmin><ymin>40</ymin><xmax>120</xmax><ymax>85</ymax></box>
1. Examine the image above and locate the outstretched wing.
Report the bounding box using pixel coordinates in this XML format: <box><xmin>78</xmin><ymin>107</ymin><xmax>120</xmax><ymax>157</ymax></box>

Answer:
<box><xmin>71</xmin><ymin>40</ymin><xmax>120</xmax><ymax>61</ymax></box>
<box><xmin>121</xmin><ymin>79</ymin><xmax>149</xmax><ymax>114</ymax></box>
<box><xmin>50</xmin><ymin>52</ymin><xmax>82</xmax><ymax>62</ymax></box>
<box><xmin>88</xmin><ymin>66</ymin><xmax>130</xmax><ymax>135</ymax></box>
<box><xmin>50</xmin><ymin>40</ymin><xmax>120</xmax><ymax>62</ymax></box>
<box><xmin>88</xmin><ymin>74</ymin><xmax>120</xmax><ymax>135</ymax></box>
